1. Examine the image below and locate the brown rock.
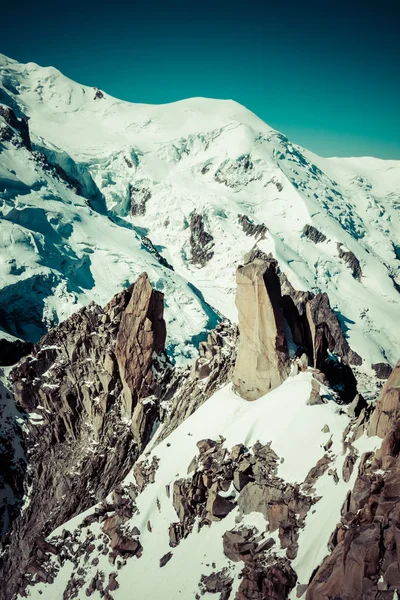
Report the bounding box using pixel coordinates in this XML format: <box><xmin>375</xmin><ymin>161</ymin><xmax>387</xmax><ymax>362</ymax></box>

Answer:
<box><xmin>307</xmin><ymin>379</ymin><xmax>324</xmax><ymax>405</ymax></box>
<box><xmin>233</xmin><ymin>258</ymin><xmax>289</xmax><ymax>400</ymax></box>
<box><xmin>115</xmin><ymin>272</ymin><xmax>166</xmax><ymax>418</ymax></box>
<box><xmin>369</xmin><ymin>360</ymin><xmax>400</xmax><ymax>438</ymax></box>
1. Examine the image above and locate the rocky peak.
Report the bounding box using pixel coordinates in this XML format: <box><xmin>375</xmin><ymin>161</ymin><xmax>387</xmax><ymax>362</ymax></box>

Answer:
<box><xmin>233</xmin><ymin>257</ymin><xmax>289</xmax><ymax>400</ymax></box>
<box><xmin>1</xmin><ymin>273</ymin><xmax>169</xmax><ymax>600</ymax></box>
<box><xmin>115</xmin><ymin>272</ymin><xmax>166</xmax><ymax>420</ymax></box>
<box><xmin>233</xmin><ymin>251</ymin><xmax>360</xmax><ymax>402</ymax></box>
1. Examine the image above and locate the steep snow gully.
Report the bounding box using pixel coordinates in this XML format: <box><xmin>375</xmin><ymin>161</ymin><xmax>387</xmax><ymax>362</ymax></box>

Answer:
<box><xmin>0</xmin><ymin>53</ymin><xmax>399</xmax><ymax>600</ymax></box>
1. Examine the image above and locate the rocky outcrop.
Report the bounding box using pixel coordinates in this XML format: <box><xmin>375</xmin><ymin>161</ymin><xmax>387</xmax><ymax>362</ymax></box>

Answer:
<box><xmin>372</xmin><ymin>362</ymin><xmax>393</xmax><ymax>380</ymax></box>
<box><xmin>115</xmin><ymin>273</ymin><xmax>166</xmax><ymax>419</ymax></box>
<box><xmin>199</xmin><ymin>568</ymin><xmax>233</xmax><ymax>599</ymax></box>
<box><xmin>302</xmin><ymin>224</ymin><xmax>327</xmax><ymax>244</ymax></box>
<box><xmin>169</xmin><ymin>438</ymin><xmax>314</xmax><ymax>564</ymax></box>
<box><xmin>0</xmin><ymin>337</ymin><xmax>32</xmax><ymax>366</ymax></box>
<box><xmin>238</xmin><ymin>214</ymin><xmax>268</xmax><ymax>240</ymax></box>
<box><xmin>189</xmin><ymin>212</ymin><xmax>214</xmax><ymax>266</ymax></box>
<box><xmin>0</xmin><ymin>375</ymin><xmax>26</xmax><ymax>538</ymax></box>
<box><xmin>337</xmin><ymin>243</ymin><xmax>362</xmax><ymax>280</ymax></box>
<box><xmin>233</xmin><ymin>258</ymin><xmax>289</xmax><ymax>400</ymax></box>
<box><xmin>214</xmin><ymin>154</ymin><xmax>262</xmax><ymax>188</ymax></box>
<box><xmin>129</xmin><ymin>183</ymin><xmax>151</xmax><ymax>216</ymax></box>
<box><xmin>369</xmin><ymin>361</ymin><xmax>400</xmax><ymax>438</ymax></box>
<box><xmin>306</xmin><ymin>363</ymin><xmax>400</xmax><ymax>599</ymax></box>
<box><xmin>237</xmin><ymin>557</ymin><xmax>297</xmax><ymax>600</ymax></box>
<box><xmin>0</xmin><ymin>105</ymin><xmax>31</xmax><ymax>150</ymax></box>
<box><xmin>141</xmin><ymin>236</ymin><xmax>174</xmax><ymax>270</ymax></box>
<box><xmin>0</xmin><ymin>273</ymin><xmax>168</xmax><ymax>600</ymax></box>
<box><xmin>232</xmin><ymin>250</ymin><xmax>361</xmax><ymax>402</ymax></box>
<box><xmin>158</xmin><ymin>320</ymin><xmax>237</xmax><ymax>442</ymax></box>
<box><xmin>93</xmin><ymin>87</ymin><xmax>105</xmax><ymax>100</ymax></box>
<box><xmin>239</xmin><ymin>248</ymin><xmax>361</xmax><ymax>403</ymax></box>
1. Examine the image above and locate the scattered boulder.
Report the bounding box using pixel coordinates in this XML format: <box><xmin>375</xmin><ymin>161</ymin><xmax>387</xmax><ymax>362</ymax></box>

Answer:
<box><xmin>307</xmin><ymin>379</ymin><xmax>324</xmax><ymax>405</ymax></box>
<box><xmin>199</xmin><ymin>568</ymin><xmax>232</xmax><ymax>599</ymax></box>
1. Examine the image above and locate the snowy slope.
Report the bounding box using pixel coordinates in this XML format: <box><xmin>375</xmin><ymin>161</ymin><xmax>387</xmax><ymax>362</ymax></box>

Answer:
<box><xmin>0</xmin><ymin>53</ymin><xmax>399</xmax><ymax>367</ymax></box>
<box><xmin>18</xmin><ymin>372</ymin><xmax>380</xmax><ymax>600</ymax></box>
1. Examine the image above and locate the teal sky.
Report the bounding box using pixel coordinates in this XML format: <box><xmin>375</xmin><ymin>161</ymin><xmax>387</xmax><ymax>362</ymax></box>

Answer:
<box><xmin>2</xmin><ymin>0</ymin><xmax>399</xmax><ymax>158</ymax></box>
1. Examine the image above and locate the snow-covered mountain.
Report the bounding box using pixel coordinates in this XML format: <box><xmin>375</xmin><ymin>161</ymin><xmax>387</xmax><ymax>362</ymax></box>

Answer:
<box><xmin>1</xmin><ymin>53</ymin><xmax>400</xmax><ymax>600</ymax></box>
<box><xmin>1</xmin><ymin>53</ymin><xmax>399</xmax><ymax>369</ymax></box>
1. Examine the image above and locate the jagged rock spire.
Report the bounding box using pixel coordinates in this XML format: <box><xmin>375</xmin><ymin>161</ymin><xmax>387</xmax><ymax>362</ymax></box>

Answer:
<box><xmin>232</xmin><ymin>258</ymin><xmax>289</xmax><ymax>400</ymax></box>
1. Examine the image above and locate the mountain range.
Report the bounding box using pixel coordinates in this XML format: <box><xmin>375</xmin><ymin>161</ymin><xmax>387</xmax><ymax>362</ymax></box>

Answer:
<box><xmin>0</xmin><ymin>53</ymin><xmax>399</xmax><ymax>600</ymax></box>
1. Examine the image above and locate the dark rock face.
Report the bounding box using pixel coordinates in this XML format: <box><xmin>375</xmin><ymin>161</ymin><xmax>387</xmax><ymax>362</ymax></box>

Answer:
<box><xmin>189</xmin><ymin>213</ymin><xmax>214</xmax><ymax>266</ymax></box>
<box><xmin>237</xmin><ymin>558</ymin><xmax>297</xmax><ymax>600</ymax></box>
<box><xmin>372</xmin><ymin>362</ymin><xmax>393</xmax><ymax>380</ymax></box>
<box><xmin>238</xmin><ymin>214</ymin><xmax>268</xmax><ymax>240</ymax></box>
<box><xmin>337</xmin><ymin>243</ymin><xmax>362</xmax><ymax>280</ymax></box>
<box><xmin>302</xmin><ymin>224</ymin><xmax>327</xmax><ymax>244</ymax></box>
<box><xmin>278</xmin><ymin>264</ymin><xmax>361</xmax><ymax>402</ymax></box>
<box><xmin>130</xmin><ymin>184</ymin><xmax>151</xmax><ymax>216</ymax></box>
<box><xmin>93</xmin><ymin>88</ymin><xmax>105</xmax><ymax>100</ymax></box>
<box><xmin>0</xmin><ymin>273</ymin><xmax>168</xmax><ymax>600</ymax></box>
<box><xmin>141</xmin><ymin>236</ymin><xmax>174</xmax><ymax>270</ymax></box>
<box><xmin>0</xmin><ymin>105</ymin><xmax>31</xmax><ymax>150</ymax></box>
<box><xmin>0</xmin><ymin>376</ymin><xmax>26</xmax><ymax>538</ymax></box>
<box><xmin>214</xmin><ymin>154</ymin><xmax>261</xmax><ymax>188</ymax></box>
<box><xmin>307</xmin><ymin>365</ymin><xmax>400</xmax><ymax>600</ymax></box>
<box><xmin>0</xmin><ymin>337</ymin><xmax>32</xmax><ymax>366</ymax></box>
<box><xmin>32</xmin><ymin>150</ymin><xmax>85</xmax><ymax>196</ymax></box>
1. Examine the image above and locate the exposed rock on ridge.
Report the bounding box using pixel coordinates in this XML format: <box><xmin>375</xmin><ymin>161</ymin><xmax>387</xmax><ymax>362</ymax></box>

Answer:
<box><xmin>0</xmin><ymin>273</ymin><xmax>168</xmax><ymax>600</ymax></box>
<box><xmin>115</xmin><ymin>273</ymin><xmax>166</xmax><ymax>419</ymax></box>
<box><xmin>233</xmin><ymin>250</ymin><xmax>360</xmax><ymax>402</ymax></box>
<box><xmin>189</xmin><ymin>212</ymin><xmax>214</xmax><ymax>266</ymax></box>
<box><xmin>369</xmin><ymin>361</ymin><xmax>400</xmax><ymax>438</ymax></box>
<box><xmin>158</xmin><ymin>320</ymin><xmax>237</xmax><ymax>442</ymax></box>
<box><xmin>233</xmin><ymin>258</ymin><xmax>289</xmax><ymax>400</ymax></box>
<box><xmin>306</xmin><ymin>362</ymin><xmax>400</xmax><ymax>599</ymax></box>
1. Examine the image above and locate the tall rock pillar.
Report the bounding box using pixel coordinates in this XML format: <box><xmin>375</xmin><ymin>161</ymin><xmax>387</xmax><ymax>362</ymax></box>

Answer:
<box><xmin>232</xmin><ymin>258</ymin><xmax>289</xmax><ymax>400</ymax></box>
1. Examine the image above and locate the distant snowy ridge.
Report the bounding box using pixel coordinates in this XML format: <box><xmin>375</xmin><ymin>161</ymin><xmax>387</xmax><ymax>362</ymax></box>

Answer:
<box><xmin>0</xmin><ymin>53</ymin><xmax>399</xmax><ymax>368</ymax></box>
